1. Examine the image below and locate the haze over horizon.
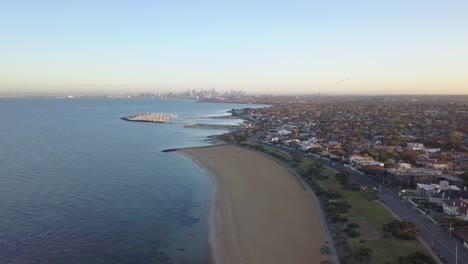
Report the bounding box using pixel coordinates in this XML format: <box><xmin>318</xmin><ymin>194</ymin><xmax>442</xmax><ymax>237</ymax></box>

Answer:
<box><xmin>1</xmin><ymin>1</ymin><xmax>467</xmax><ymax>95</ymax></box>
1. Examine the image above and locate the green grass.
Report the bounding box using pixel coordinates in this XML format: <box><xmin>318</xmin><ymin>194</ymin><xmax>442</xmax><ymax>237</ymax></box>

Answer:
<box><xmin>317</xmin><ymin>172</ymin><xmax>431</xmax><ymax>264</ymax></box>
<box><xmin>345</xmin><ymin>191</ymin><xmax>394</xmax><ymax>227</ymax></box>
<box><xmin>241</xmin><ymin>141</ymin><xmax>293</xmax><ymax>161</ymax></box>
<box><xmin>350</xmin><ymin>239</ymin><xmax>428</xmax><ymax>264</ymax></box>
<box><xmin>317</xmin><ymin>168</ymin><xmax>342</xmax><ymax>190</ymax></box>
<box><xmin>299</xmin><ymin>158</ymin><xmax>312</xmax><ymax>171</ymax></box>
<box><xmin>263</xmin><ymin>146</ymin><xmax>292</xmax><ymax>161</ymax></box>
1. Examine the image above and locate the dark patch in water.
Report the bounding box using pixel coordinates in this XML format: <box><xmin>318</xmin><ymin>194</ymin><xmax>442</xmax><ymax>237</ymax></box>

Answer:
<box><xmin>179</xmin><ymin>216</ymin><xmax>200</xmax><ymax>226</ymax></box>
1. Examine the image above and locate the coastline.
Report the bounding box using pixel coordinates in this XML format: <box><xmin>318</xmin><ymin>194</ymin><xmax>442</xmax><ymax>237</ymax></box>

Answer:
<box><xmin>178</xmin><ymin>145</ymin><xmax>331</xmax><ymax>264</ymax></box>
<box><xmin>177</xmin><ymin>150</ymin><xmax>222</xmax><ymax>264</ymax></box>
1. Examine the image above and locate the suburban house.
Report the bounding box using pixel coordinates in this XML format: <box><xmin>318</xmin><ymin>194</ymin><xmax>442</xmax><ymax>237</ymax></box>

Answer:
<box><xmin>384</xmin><ymin>168</ymin><xmax>444</xmax><ymax>187</ymax></box>
<box><xmin>417</xmin><ymin>181</ymin><xmax>460</xmax><ymax>198</ymax></box>
<box><xmin>453</xmin><ymin>228</ymin><xmax>468</xmax><ymax>249</ymax></box>
<box><xmin>430</xmin><ymin>190</ymin><xmax>468</xmax><ymax>205</ymax></box>
<box><xmin>408</xmin><ymin>143</ymin><xmax>424</xmax><ymax>150</ymax></box>
<box><xmin>349</xmin><ymin>155</ymin><xmax>384</xmax><ymax>170</ymax></box>
<box><xmin>442</xmin><ymin>199</ymin><xmax>468</xmax><ymax>220</ymax></box>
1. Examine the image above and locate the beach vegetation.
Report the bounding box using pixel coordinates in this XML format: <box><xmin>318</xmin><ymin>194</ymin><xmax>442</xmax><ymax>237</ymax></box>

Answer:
<box><xmin>398</xmin><ymin>252</ymin><xmax>435</xmax><ymax>264</ymax></box>
<box><xmin>324</xmin><ymin>190</ymin><xmax>342</xmax><ymax>199</ymax></box>
<box><xmin>221</xmin><ymin>133</ymin><xmax>236</xmax><ymax>141</ymax></box>
<box><xmin>239</xmin><ymin>141</ymin><xmax>291</xmax><ymax>161</ymax></box>
<box><xmin>346</xmin><ymin>229</ymin><xmax>361</xmax><ymax>238</ymax></box>
<box><xmin>314</xmin><ymin>169</ymin><xmax>432</xmax><ymax>263</ymax></box>
<box><xmin>433</xmin><ymin>215</ymin><xmax>466</xmax><ymax>225</ymax></box>
<box><xmin>383</xmin><ymin>220</ymin><xmax>419</xmax><ymax>240</ymax></box>
<box><xmin>306</xmin><ymin>160</ymin><xmax>323</xmax><ymax>177</ymax></box>
<box><xmin>320</xmin><ymin>245</ymin><xmax>331</xmax><ymax>255</ymax></box>
<box><xmin>292</xmin><ymin>151</ymin><xmax>303</xmax><ymax>163</ymax></box>
<box><xmin>353</xmin><ymin>247</ymin><xmax>372</xmax><ymax>263</ymax></box>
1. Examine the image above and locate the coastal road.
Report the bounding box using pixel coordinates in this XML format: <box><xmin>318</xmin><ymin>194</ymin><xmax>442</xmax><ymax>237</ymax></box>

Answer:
<box><xmin>318</xmin><ymin>157</ymin><xmax>468</xmax><ymax>264</ymax></box>
<box><xmin>254</xmin><ymin>141</ymin><xmax>468</xmax><ymax>264</ymax></box>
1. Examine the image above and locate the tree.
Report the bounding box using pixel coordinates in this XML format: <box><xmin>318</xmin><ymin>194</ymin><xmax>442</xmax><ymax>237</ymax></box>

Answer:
<box><xmin>292</xmin><ymin>151</ymin><xmax>303</xmax><ymax>163</ymax></box>
<box><xmin>347</xmin><ymin>229</ymin><xmax>360</xmax><ymax>238</ymax></box>
<box><xmin>447</xmin><ymin>130</ymin><xmax>465</xmax><ymax>151</ymax></box>
<box><xmin>398</xmin><ymin>252</ymin><xmax>435</xmax><ymax>264</ymax></box>
<box><xmin>383</xmin><ymin>220</ymin><xmax>419</xmax><ymax>240</ymax></box>
<box><xmin>307</xmin><ymin>160</ymin><xmax>322</xmax><ymax>177</ymax></box>
<box><xmin>335</xmin><ymin>170</ymin><xmax>350</xmax><ymax>188</ymax></box>
<box><xmin>354</xmin><ymin>247</ymin><xmax>372</xmax><ymax>263</ymax></box>
<box><xmin>399</xmin><ymin>150</ymin><xmax>418</xmax><ymax>164</ymax></box>
<box><xmin>384</xmin><ymin>159</ymin><xmax>397</xmax><ymax>169</ymax></box>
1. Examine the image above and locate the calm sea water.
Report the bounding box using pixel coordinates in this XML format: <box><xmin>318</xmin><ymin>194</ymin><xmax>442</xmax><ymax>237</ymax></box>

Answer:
<box><xmin>0</xmin><ymin>98</ymin><xmax>264</xmax><ymax>264</ymax></box>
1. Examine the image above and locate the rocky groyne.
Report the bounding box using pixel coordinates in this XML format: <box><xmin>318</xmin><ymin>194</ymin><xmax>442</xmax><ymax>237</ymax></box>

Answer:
<box><xmin>121</xmin><ymin>113</ymin><xmax>177</xmax><ymax>123</ymax></box>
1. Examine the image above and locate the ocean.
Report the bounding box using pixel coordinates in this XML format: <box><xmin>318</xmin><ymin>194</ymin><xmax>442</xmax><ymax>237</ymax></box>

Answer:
<box><xmin>0</xmin><ymin>98</ymin><xmax>265</xmax><ymax>264</ymax></box>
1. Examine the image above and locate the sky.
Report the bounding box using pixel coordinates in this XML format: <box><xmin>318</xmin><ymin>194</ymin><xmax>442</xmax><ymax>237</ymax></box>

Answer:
<box><xmin>1</xmin><ymin>0</ymin><xmax>467</xmax><ymax>95</ymax></box>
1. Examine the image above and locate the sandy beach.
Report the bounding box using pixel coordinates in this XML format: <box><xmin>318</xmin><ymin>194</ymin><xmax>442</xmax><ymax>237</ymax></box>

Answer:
<box><xmin>179</xmin><ymin>145</ymin><xmax>330</xmax><ymax>264</ymax></box>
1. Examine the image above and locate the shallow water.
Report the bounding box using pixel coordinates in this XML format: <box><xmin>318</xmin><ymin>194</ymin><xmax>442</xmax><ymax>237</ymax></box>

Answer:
<box><xmin>0</xmin><ymin>98</ymin><xmax>265</xmax><ymax>264</ymax></box>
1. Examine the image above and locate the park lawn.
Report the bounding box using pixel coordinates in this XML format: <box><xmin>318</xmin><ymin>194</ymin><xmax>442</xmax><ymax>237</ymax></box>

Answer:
<box><xmin>242</xmin><ymin>141</ymin><xmax>293</xmax><ymax>161</ymax></box>
<box><xmin>318</xmin><ymin>172</ymin><xmax>395</xmax><ymax>229</ymax></box>
<box><xmin>349</xmin><ymin>239</ymin><xmax>428</xmax><ymax>264</ymax></box>
<box><xmin>317</xmin><ymin>168</ymin><xmax>342</xmax><ymax>190</ymax></box>
<box><xmin>344</xmin><ymin>191</ymin><xmax>394</xmax><ymax>228</ymax></box>
<box><xmin>262</xmin><ymin>145</ymin><xmax>292</xmax><ymax>161</ymax></box>
<box><xmin>240</xmin><ymin>141</ymin><xmax>260</xmax><ymax>148</ymax></box>
<box><xmin>241</xmin><ymin>141</ymin><xmax>315</xmax><ymax>171</ymax></box>
<box><xmin>299</xmin><ymin>158</ymin><xmax>312</xmax><ymax>171</ymax></box>
<box><xmin>318</xmin><ymin>171</ymin><xmax>432</xmax><ymax>263</ymax></box>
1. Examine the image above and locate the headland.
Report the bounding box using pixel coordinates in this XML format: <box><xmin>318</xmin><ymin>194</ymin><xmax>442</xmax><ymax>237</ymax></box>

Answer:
<box><xmin>178</xmin><ymin>145</ymin><xmax>330</xmax><ymax>264</ymax></box>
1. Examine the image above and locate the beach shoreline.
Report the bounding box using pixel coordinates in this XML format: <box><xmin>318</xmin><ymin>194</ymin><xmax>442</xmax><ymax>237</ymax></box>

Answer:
<box><xmin>178</xmin><ymin>144</ymin><xmax>331</xmax><ymax>264</ymax></box>
<box><xmin>177</xmin><ymin>150</ymin><xmax>220</xmax><ymax>264</ymax></box>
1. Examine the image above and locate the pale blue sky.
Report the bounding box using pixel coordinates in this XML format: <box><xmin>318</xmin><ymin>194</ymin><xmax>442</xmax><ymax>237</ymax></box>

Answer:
<box><xmin>1</xmin><ymin>0</ymin><xmax>467</xmax><ymax>95</ymax></box>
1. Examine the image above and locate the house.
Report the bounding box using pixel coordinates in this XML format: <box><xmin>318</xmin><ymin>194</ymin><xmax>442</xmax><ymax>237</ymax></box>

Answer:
<box><xmin>349</xmin><ymin>155</ymin><xmax>384</xmax><ymax>170</ymax></box>
<box><xmin>417</xmin><ymin>181</ymin><xmax>460</xmax><ymax>198</ymax></box>
<box><xmin>384</xmin><ymin>168</ymin><xmax>443</xmax><ymax>187</ymax></box>
<box><xmin>408</xmin><ymin>143</ymin><xmax>424</xmax><ymax>150</ymax></box>
<box><xmin>453</xmin><ymin>228</ymin><xmax>468</xmax><ymax>249</ymax></box>
<box><xmin>440</xmin><ymin>174</ymin><xmax>465</xmax><ymax>189</ymax></box>
<box><xmin>424</xmin><ymin>160</ymin><xmax>449</xmax><ymax>170</ymax></box>
<box><xmin>416</xmin><ymin>180</ymin><xmax>466</xmax><ymax>205</ymax></box>
<box><xmin>398</xmin><ymin>163</ymin><xmax>413</xmax><ymax>169</ymax></box>
<box><xmin>430</xmin><ymin>190</ymin><xmax>468</xmax><ymax>205</ymax></box>
<box><xmin>442</xmin><ymin>199</ymin><xmax>468</xmax><ymax>220</ymax></box>
<box><xmin>417</xmin><ymin>183</ymin><xmax>438</xmax><ymax>197</ymax></box>
<box><xmin>422</xmin><ymin>148</ymin><xmax>441</xmax><ymax>153</ymax></box>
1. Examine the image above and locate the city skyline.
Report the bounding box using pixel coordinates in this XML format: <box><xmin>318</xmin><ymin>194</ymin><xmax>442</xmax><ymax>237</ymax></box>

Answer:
<box><xmin>1</xmin><ymin>1</ymin><xmax>468</xmax><ymax>95</ymax></box>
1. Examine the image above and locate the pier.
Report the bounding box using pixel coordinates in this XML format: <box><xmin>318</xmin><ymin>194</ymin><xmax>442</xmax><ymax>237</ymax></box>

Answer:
<box><xmin>121</xmin><ymin>113</ymin><xmax>177</xmax><ymax>123</ymax></box>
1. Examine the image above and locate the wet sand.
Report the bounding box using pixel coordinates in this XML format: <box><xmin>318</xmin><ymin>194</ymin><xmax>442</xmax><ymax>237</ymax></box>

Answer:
<box><xmin>178</xmin><ymin>145</ymin><xmax>330</xmax><ymax>264</ymax></box>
